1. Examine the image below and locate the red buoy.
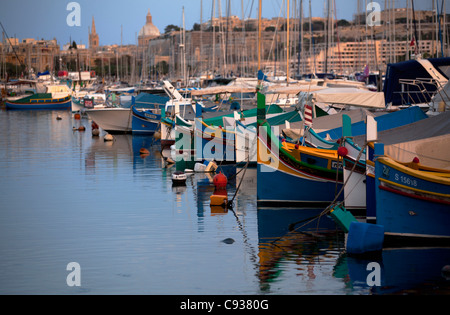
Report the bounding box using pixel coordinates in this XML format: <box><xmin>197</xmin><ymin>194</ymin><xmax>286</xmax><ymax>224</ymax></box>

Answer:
<box><xmin>412</xmin><ymin>157</ymin><xmax>420</xmax><ymax>164</ymax></box>
<box><xmin>337</xmin><ymin>146</ymin><xmax>349</xmax><ymax>157</ymax></box>
<box><xmin>213</xmin><ymin>172</ymin><xmax>227</xmax><ymax>189</ymax></box>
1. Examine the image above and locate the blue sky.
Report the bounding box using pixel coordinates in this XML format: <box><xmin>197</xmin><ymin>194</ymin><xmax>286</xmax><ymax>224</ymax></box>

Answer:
<box><xmin>0</xmin><ymin>0</ymin><xmax>437</xmax><ymax>47</ymax></box>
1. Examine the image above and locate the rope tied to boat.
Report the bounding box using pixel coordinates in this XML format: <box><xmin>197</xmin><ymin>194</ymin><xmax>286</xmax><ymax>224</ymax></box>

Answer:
<box><xmin>288</xmin><ymin>141</ymin><xmax>369</xmax><ymax>234</ymax></box>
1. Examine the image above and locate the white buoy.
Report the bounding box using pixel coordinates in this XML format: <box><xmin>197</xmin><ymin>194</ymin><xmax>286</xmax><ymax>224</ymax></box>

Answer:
<box><xmin>104</xmin><ymin>134</ymin><xmax>114</xmax><ymax>142</ymax></box>
<box><xmin>92</xmin><ymin>129</ymin><xmax>100</xmax><ymax>137</ymax></box>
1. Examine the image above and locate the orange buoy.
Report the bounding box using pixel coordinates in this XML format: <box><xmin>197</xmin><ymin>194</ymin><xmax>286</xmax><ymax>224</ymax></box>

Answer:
<box><xmin>78</xmin><ymin>126</ymin><xmax>86</xmax><ymax>131</ymax></box>
<box><xmin>74</xmin><ymin>113</ymin><xmax>81</xmax><ymax>120</ymax></box>
<box><xmin>213</xmin><ymin>172</ymin><xmax>227</xmax><ymax>189</ymax></box>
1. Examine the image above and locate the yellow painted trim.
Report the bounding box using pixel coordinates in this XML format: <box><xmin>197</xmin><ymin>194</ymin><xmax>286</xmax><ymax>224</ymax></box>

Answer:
<box><xmin>200</xmin><ymin>120</ymin><xmax>235</xmax><ymax>135</ymax></box>
<box><xmin>379</xmin><ymin>177</ymin><xmax>450</xmax><ymax>198</ymax></box>
<box><xmin>378</xmin><ymin>157</ymin><xmax>450</xmax><ymax>185</ymax></box>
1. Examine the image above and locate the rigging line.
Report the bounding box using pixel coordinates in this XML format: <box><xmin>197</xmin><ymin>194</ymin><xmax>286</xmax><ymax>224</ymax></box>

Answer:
<box><xmin>317</xmin><ymin>141</ymin><xmax>369</xmax><ymax>219</ymax></box>
<box><xmin>0</xmin><ymin>21</ymin><xmax>24</xmax><ymax>69</ymax></box>
<box><xmin>227</xmin><ymin>138</ymin><xmax>256</xmax><ymax>208</ymax></box>
<box><xmin>227</xmin><ymin>156</ymin><xmax>250</xmax><ymax>207</ymax></box>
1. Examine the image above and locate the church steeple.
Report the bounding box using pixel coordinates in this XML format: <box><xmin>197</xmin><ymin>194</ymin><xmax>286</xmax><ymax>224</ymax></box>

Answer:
<box><xmin>91</xmin><ymin>16</ymin><xmax>97</xmax><ymax>35</ymax></box>
<box><xmin>89</xmin><ymin>16</ymin><xmax>99</xmax><ymax>49</ymax></box>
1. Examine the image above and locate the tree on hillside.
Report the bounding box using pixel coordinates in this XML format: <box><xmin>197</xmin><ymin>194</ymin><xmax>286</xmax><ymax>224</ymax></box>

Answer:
<box><xmin>165</xmin><ymin>24</ymin><xmax>181</xmax><ymax>34</ymax></box>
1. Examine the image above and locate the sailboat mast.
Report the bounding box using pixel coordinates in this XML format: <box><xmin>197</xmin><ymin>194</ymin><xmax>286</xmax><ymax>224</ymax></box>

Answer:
<box><xmin>287</xmin><ymin>0</ymin><xmax>290</xmax><ymax>84</ymax></box>
<box><xmin>258</xmin><ymin>0</ymin><xmax>262</xmax><ymax>72</ymax></box>
<box><xmin>298</xmin><ymin>0</ymin><xmax>303</xmax><ymax>77</ymax></box>
<box><xmin>212</xmin><ymin>0</ymin><xmax>216</xmax><ymax>74</ymax></box>
<box><xmin>182</xmin><ymin>7</ymin><xmax>186</xmax><ymax>86</ymax></box>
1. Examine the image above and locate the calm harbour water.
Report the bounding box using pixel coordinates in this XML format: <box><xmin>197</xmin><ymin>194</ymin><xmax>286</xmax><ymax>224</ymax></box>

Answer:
<box><xmin>0</xmin><ymin>108</ymin><xmax>449</xmax><ymax>295</ymax></box>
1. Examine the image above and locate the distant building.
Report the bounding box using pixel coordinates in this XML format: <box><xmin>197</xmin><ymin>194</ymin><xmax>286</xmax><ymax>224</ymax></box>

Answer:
<box><xmin>138</xmin><ymin>10</ymin><xmax>160</xmax><ymax>47</ymax></box>
<box><xmin>89</xmin><ymin>17</ymin><xmax>99</xmax><ymax>50</ymax></box>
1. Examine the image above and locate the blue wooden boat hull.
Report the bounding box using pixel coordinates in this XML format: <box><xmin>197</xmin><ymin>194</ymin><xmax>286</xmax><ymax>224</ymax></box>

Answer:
<box><xmin>195</xmin><ymin>120</ymin><xmax>235</xmax><ymax>162</ymax></box>
<box><xmin>131</xmin><ymin>107</ymin><xmax>161</xmax><ymax>135</ymax></box>
<box><xmin>5</xmin><ymin>98</ymin><xmax>72</xmax><ymax>110</ymax></box>
<box><xmin>257</xmin><ymin>124</ymin><xmax>343</xmax><ymax>207</ymax></box>
<box><xmin>257</xmin><ymin>163</ymin><xmax>343</xmax><ymax>207</ymax></box>
<box><xmin>375</xmin><ymin>154</ymin><xmax>450</xmax><ymax>239</ymax></box>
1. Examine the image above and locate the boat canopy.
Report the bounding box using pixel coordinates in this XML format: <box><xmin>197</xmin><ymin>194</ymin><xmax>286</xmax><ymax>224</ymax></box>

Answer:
<box><xmin>300</xmin><ymin>87</ymin><xmax>386</xmax><ymax>109</ymax></box>
<box><xmin>384</xmin><ymin>57</ymin><xmax>450</xmax><ymax>106</ymax></box>
<box><xmin>353</xmin><ymin>110</ymin><xmax>450</xmax><ymax>146</ymax></box>
<box><xmin>264</xmin><ymin>84</ymin><xmax>326</xmax><ymax>95</ymax></box>
<box><xmin>190</xmin><ymin>85</ymin><xmax>256</xmax><ymax>96</ymax></box>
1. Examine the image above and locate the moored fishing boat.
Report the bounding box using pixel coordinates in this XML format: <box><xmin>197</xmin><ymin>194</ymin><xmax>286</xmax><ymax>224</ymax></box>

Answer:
<box><xmin>342</xmin><ymin>110</ymin><xmax>450</xmax><ymax>219</ymax></box>
<box><xmin>131</xmin><ymin>106</ymin><xmax>161</xmax><ymax>135</ymax></box>
<box><xmin>5</xmin><ymin>84</ymin><xmax>72</xmax><ymax>110</ymax></box>
<box><xmin>85</xmin><ymin>106</ymin><xmax>132</xmax><ymax>133</ymax></box>
<box><xmin>256</xmin><ymin>93</ymin><xmax>344</xmax><ymax>207</ymax></box>
<box><xmin>374</xmin><ymin>142</ymin><xmax>450</xmax><ymax>241</ymax></box>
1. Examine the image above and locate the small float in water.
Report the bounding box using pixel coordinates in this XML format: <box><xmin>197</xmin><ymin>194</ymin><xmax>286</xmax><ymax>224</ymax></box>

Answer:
<box><xmin>172</xmin><ymin>171</ymin><xmax>187</xmax><ymax>186</ymax></box>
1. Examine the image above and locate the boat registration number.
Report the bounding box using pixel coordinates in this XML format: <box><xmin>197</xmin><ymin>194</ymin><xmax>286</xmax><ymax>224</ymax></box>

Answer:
<box><xmin>395</xmin><ymin>174</ymin><xmax>418</xmax><ymax>187</ymax></box>
<box><xmin>145</xmin><ymin>113</ymin><xmax>158</xmax><ymax>119</ymax></box>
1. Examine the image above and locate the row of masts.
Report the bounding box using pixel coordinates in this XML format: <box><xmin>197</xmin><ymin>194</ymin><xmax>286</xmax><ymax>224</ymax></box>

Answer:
<box><xmin>2</xmin><ymin>0</ymin><xmax>448</xmax><ymax>84</ymax></box>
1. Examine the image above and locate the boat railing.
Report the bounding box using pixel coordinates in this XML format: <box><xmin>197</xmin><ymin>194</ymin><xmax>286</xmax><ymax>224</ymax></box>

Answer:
<box><xmin>396</xmin><ymin>78</ymin><xmax>446</xmax><ymax>106</ymax></box>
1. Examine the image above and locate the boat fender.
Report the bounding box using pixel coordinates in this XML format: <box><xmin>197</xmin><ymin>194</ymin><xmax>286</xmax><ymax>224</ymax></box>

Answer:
<box><xmin>337</xmin><ymin>146</ymin><xmax>349</xmax><ymax>157</ymax></box>
<box><xmin>104</xmin><ymin>134</ymin><xmax>114</xmax><ymax>142</ymax></box>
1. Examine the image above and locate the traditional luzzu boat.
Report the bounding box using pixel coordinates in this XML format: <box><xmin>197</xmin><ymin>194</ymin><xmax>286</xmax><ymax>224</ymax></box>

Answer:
<box><xmin>193</xmin><ymin>105</ymin><xmax>289</xmax><ymax>164</ymax></box>
<box><xmin>131</xmin><ymin>106</ymin><xmax>162</xmax><ymax>135</ymax></box>
<box><xmin>372</xmin><ymin>128</ymin><xmax>450</xmax><ymax>241</ymax></box>
<box><xmin>256</xmin><ymin>93</ymin><xmax>344</xmax><ymax>207</ymax></box>
<box><xmin>328</xmin><ymin>113</ymin><xmax>450</xmax><ymax>254</ymax></box>
<box><xmin>374</xmin><ymin>144</ymin><xmax>450</xmax><ymax>240</ymax></box>
<box><xmin>341</xmin><ymin>110</ymin><xmax>450</xmax><ymax>220</ymax></box>
<box><xmin>5</xmin><ymin>84</ymin><xmax>72</xmax><ymax>110</ymax></box>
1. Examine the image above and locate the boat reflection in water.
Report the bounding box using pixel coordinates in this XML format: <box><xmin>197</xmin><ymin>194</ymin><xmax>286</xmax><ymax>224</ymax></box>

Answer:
<box><xmin>84</xmin><ymin>132</ymin><xmax>163</xmax><ymax>176</ymax></box>
<box><xmin>256</xmin><ymin>207</ymin><xmax>344</xmax><ymax>292</ymax></box>
<box><xmin>334</xmin><ymin>247</ymin><xmax>450</xmax><ymax>294</ymax></box>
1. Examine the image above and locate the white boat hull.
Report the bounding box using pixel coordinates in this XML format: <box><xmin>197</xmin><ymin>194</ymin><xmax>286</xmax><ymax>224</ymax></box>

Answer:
<box><xmin>85</xmin><ymin>108</ymin><xmax>132</xmax><ymax>133</ymax></box>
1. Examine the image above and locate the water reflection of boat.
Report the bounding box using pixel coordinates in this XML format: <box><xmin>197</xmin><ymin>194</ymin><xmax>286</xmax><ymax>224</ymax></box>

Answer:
<box><xmin>84</xmin><ymin>134</ymin><xmax>162</xmax><ymax>174</ymax></box>
<box><xmin>257</xmin><ymin>208</ymin><xmax>342</xmax><ymax>290</ymax></box>
<box><xmin>334</xmin><ymin>247</ymin><xmax>450</xmax><ymax>294</ymax></box>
